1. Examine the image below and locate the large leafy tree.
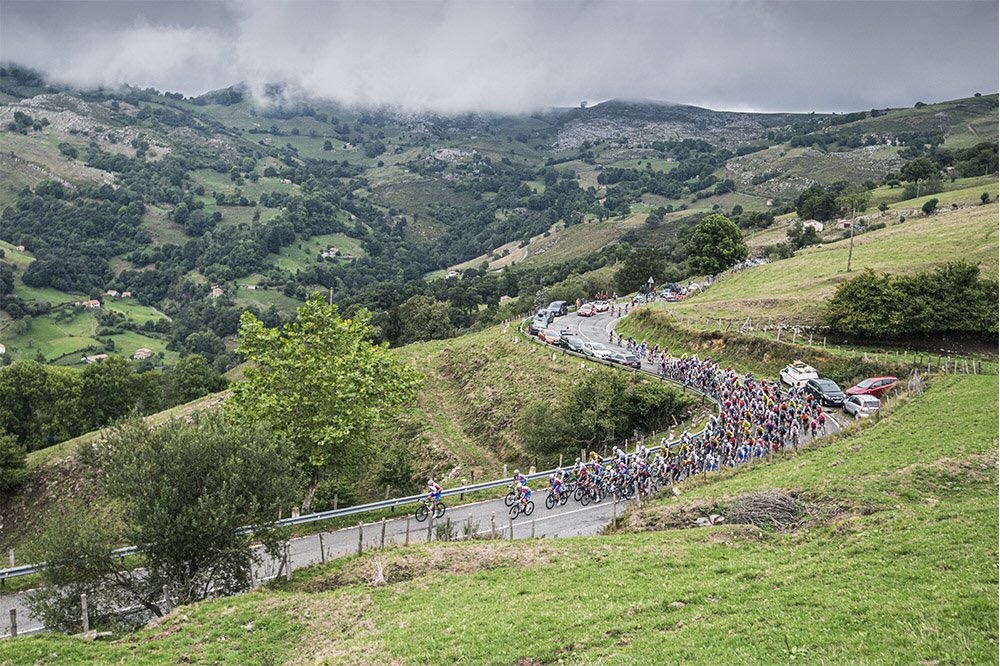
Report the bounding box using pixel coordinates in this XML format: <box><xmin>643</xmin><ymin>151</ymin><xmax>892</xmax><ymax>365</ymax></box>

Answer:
<box><xmin>229</xmin><ymin>294</ymin><xmax>420</xmax><ymax>511</ymax></box>
<box><xmin>687</xmin><ymin>214</ymin><xmax>748</xmax><ymax>275</ymax></box>
<box><xmin>28</xmin><ymin>416</ymin><xmax>297</xmax><ymax>631</ymax></box>
<box><xmin>614</xmin><ymin>248</ymin><xmax>666</xmax><ymax>294</ymax></box>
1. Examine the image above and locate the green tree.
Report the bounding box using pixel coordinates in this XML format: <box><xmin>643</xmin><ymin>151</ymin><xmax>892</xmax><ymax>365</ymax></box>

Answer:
<box><xmin>981</xmin><ymin>192</ymin><xmax>991</xmax><ymax>205</ymax></box>
<box><xmin>80</xmin><ymin>356</ymin><xmax>139</xmax><ymax>430</ymax></box>
<box><xmin>687</xmin><ymin>214</ymin><xmax>748</xmax><ymax>275</ymax></box>
<box><xmin>164</xmin><ymin>354</ymin><xmax>227</xmax><ymax>405</ymax></box>
<box><xmin>393</xmin><ymin>294</ymin><xmax>455</xmax><ymax>344</ymax></box>
<box><xmin>921</xmin><ymin>198</ymin><xmax>939</xmax><ymax>215</ymax></box>
<box><xmin>228</xmin><ymin>294</ymin><xmax>420</xmax><ymax>511</ymax></box>
<box><xmin>0</xmin><ymin>432</ymin><xmax>27</xmax><ymax>491</ymax></box>
<box><xmin>26</xmin><ymin>416</ymin><xmax>298</xmax><ymax>630</ymax></box>
<box><xmin>901</xmin><ymin>157</ymin><xmax>938</xmax><ymax>197</ymax></box>
<box><xmin>614</xmin><ymin>248</ymin><xmax>666</xmax><ymax>294</ymax></box>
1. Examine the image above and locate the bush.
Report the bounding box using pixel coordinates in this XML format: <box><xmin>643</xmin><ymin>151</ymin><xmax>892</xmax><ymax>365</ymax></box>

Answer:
<box><xmin>921</xmin><ymin>198</ymin><xmax>939</xmax><ymax>215</ymax></box>
<box><xmin>824</xmin><ymin>262</ymin><xmax>998</xmax><ymax>336</ymax></box>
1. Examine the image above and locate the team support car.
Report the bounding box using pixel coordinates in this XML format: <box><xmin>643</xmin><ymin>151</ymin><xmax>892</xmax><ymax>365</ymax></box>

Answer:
<box><xmin>846</xmin><ymin>376</ymin><xmax>898</xmax><ymax>398</ymax></box>
<box><xmin>593</xmin><ymin>301</ymin><xmax>611</xmax><ymax>313</ymax></box>
<box><xmin>843</xmin><ymin>394</ymin><xmax>880</xmax><ymax>418</ymax></box>
<box><xmin>804</xmin><ymin>378</ymin><xmax>846</xmax><ymax>407</ymax></box>
<box><xmin>577</xmin><ymin>303</ymin><xmax>596</xmax><ymax>317</ymax></box>
<box><xmin>559</xmin><ymin>335</ymin><xmax>586</xmax><ymax>353</ymax></box>
<box><xmin>608</xmin><ymin>352</ymin><xmax>641</xmax><ymax>369</ymax></box>
<box><xmin>547</xmin><ymin>300</ymin><xmax>569</xmax><ymax>317</ymax></box>
<box><xmin>582</xmin><ymin>341</ymin><xmax>614</xmax><ymax>360</ymax></box>
<box><xmin>780</xmin><ymin>360</ymin><xmax>819</xmax><ymax>387</ymax></box>
<box><xmin>537</xmin><ymin>328</ymin><xmax>562</xmax><ymax>345</ymax></box>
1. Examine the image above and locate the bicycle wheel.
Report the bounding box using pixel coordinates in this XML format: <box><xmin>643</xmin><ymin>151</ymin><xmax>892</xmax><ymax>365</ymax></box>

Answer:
<box><xmin>573</xmin><ymin>486</ymin><xmax>585</xmax><ymax>502</ymax></box>
<box><xmin>559</xmin><ymin>492</ymin><xmax>569</xmax><ymax>506</ymax></box>
<box><xmin>524</xmin><ymin>501</ymin><xmax>535</xmax><ymax>517</ymax></box>
<box><xmin>508</xmin><ymin>504</ymin><xmax>521</xmax><ymax>519</ymax></box>
<box><xmin>579</xmin><ymin>489</ymin><xmax>591</xmax><ymax>506</ymax></box>
<box><xmin>545</xmin><ymin>494</ymin><xmax>555</xmax><ymax>510</ymax></box>
<box><xmin>504</xmin><ymin>490</ymin><xmax>516</xmax><ymax>508</ymax></box>
<box><xmin>415</xmin><ymin>503</ymin><xmax>429</xmax><ymax>522</ymax></box>
<box><xmin>434</xmin><ymin>502</ymin><xmax>446</xmax><ymax>519</ymax></box>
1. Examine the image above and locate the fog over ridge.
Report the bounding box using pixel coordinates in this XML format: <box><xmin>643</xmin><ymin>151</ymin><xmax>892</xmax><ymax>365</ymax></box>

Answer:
<box><xmin>1</xmin><ymin>0</ymin><xmax>996</xmax><ymax>114</ymax></box>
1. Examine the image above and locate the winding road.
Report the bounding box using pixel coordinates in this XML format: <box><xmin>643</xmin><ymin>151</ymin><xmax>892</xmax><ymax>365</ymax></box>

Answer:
<box><xmin>0</xmin><ymin>304</ymin><xmax>842</xmax><ymax>637</ymax></box>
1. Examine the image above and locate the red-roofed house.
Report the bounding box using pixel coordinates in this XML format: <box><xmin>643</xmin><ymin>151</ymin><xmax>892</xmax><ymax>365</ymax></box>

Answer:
<box><xmin>82</xmin><ymin>299</ymin><xmax>101</xmax><ymax>309</ymax></box>
<box><xmin>133</xmin><ymin>348</ymin><xmax>153</xmax><ymax>360</ymax></box>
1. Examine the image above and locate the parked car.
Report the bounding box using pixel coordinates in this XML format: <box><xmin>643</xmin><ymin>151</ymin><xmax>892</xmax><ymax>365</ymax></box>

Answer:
<box><xmin>582</xmin><ymin>341</ymin><xmax>613</xmax><ymax>360</ymax></box>
<box><xmin>560</xmin><ymin>336</ymin><xmax>586</xmax><ymax>353</ymax></box>
<box><xmin>804</xmin><ymin>378</ymin><xmax>846</xmax><ymax>407</ymax></box>
<box><xmin>547</xmin><ymin>300</ymin><xmax>568</xmax><ymax>317</ymax></box>
<box><xmin>538</xmin><ymin>328</ymin><xmax>561</xmax><ymax>345</ymax></box>
<box><xmin>577</xmin><ymin>303</ymin><xmax>596</xmax><ymax>317</ymax></box>
<box><xmin>608</xmin><ymin>352</ymin><xmax>641</xmax><ymax>369</ymax></box>
<box><xmin>847</xmin><ymin>376</ymin><xmax>898</xmax><ymax>398</ymax></box>
<box><xmin>535</xmin><ymin>308</ymin><xmax>554</xmax><ymax>325</ymax></box>
<box><xmin>780</xmin><ymin>360</ymin><xmax>819</xmax><ymax>387</ymax></box>
<box><xmin>593</xmin><ymin>301</ymin><xmax>611</xmax><ymax>313</ymax></box>
<box><xmin>527</xmin><ymin>319</ymin><xmax>544</xmax><ymax>336</ymax></box>
<box><xmin>843</xmin><ymin>394</ymin><xmax>880</xmax><ymax>418</ymax></box>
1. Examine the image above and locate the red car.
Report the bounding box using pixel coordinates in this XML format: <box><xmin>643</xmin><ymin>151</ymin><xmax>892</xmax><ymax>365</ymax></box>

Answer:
<box><xmin>846</xmin><ymin>376</ymin><xmax>898</xmax><ymax>397</ymax></box>
<box><xmin>577</xmin><ymin>303</ymin><xmax>596</xmax><ymax>317</ymax></box>
<box><xmin>538</xmin><ymin>328</ymin><xmax>562</xmax><ymax>345</ymax></box>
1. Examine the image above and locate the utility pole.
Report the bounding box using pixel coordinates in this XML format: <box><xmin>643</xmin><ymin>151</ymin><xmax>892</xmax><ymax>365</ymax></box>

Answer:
<box><xmin>846</xmin><ymin>205</ymin><xmax>856</xmax><ymax>273</ymax></box>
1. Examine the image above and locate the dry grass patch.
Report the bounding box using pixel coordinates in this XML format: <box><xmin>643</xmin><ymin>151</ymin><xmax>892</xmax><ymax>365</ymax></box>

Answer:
<box><xmin>298</xmin><ymin>542</ymin><xmax>560</xmax><ymax>593</ymax></box>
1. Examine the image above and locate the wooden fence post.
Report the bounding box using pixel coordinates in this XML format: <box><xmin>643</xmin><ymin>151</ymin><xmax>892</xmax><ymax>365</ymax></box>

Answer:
<box><xmin>81</xmin><ymin>593</ymin><xmax>89</xmax><ymax>633</ymax></box>
<box><xmin>357</xmin><ymin>524</ymin><xmax>363</xmax><ymax>555</ymax></box>
<box><xmin>319</xmin><ymin>533</ymin><xmax>326</xmax><ymax>564</ymax></box>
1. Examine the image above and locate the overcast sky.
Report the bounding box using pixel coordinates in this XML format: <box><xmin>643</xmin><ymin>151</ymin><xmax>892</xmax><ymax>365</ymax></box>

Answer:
<box><xmin>1</xmin><ymin>0</ymin><xmax>996</xmax><ymax>114</ymax></box>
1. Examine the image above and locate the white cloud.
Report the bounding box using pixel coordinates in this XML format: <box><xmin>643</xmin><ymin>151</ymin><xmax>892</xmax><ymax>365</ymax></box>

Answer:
<box><xmin>1</xmin><ymin>0</ymin><xmax>996</xmax><ymax>113</ymax></box>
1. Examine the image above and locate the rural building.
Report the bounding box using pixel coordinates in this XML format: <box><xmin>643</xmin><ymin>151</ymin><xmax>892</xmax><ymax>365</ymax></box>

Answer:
<box><xmin>320</xmin><ymin>247</ymin><xmax>339</xmax><ymax>259</ymax></box>
<box><xmin>447</xmin><ymin>270</ymin><xmax>459</xmax><ymax>278</ymax></box>
<box><xmin>121</xmin><ymin>291</ymin><xmax>132</xmax><ymax>298</ymax></box>
<box><xmin>209</xmin><ymin>286</ymin><xmax>225</xmax><ymax>298</ymax></box>
<box><xmin>0</xmin><ymin>343</ymin><xmax>6</xmax><ymax>355</ymax></box>
<box><xmin>801</xmin><ymin>219</ymin><xmax>825</xmax><ymax>232</ymax></box>
<box><xmin>14</xmin><ymin>245</ymin><xmax>24</xmax><ymax>252</ymax></box>
<box><xmin>499</xmin><ymin>295</ymin><xmax>513</xmax><ymax>303</ymax></box>
<box><xmin>81</xmin><ymin>299</ymin><xmax>101</xmax><ymax>309</ymax></box>
<box><xmin>133</xmin><ymin>347</ymin><xmax>153</xmax><ymax>360</ymax></box>
<box><xmin>82</xmin><ymin>353</ymin><xmax>109</xmax><ymax>364</ymax></box>
<box><xmin>106</xmin><ymin>289</ymin><xmax>119</xmax><ymax>297</ymax></box>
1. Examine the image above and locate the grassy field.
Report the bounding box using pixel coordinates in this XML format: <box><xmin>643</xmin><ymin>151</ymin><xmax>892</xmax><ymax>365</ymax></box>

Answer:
<box><xmin>663</xmin><ymin>203</ymin><xmax>998</xmax><ymax>323</ymax></box>
<box><xmin>272</xmin><ymin>233</ymin><xmax>366</xmax><ymax>273</ymax></box>
<box><xmin>8</xmin><ymin>373</ymin><xmax>994</xmax><ymax>664</ymax></box>
<box><xmin>0</xmin><ymin>307</ymin><xmax>177</xmax><ymax>364</ymax></box>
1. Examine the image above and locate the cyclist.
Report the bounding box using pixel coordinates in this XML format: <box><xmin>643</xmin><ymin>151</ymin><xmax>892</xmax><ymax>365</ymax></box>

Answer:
<box><xmin>426</xmin><ymin>478</ymin><xmax>442</xmax><ymax>507</ymax></box>
<box><xmin>548</xmin><ymin>473</ymin><xmax>564</xmax><ymax>500</ymax></box>
<box><xmin>519</xmin><ymin>481</ymin><xmax>532</xmax><ymax>506</ymax></box>
<box><xmin>513</xmin><ymin>469</ymin><xmax>527</xmax><ymax>488</ymax></box>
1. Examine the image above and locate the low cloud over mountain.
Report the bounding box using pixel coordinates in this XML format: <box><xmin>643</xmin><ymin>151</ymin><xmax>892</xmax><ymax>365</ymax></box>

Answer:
<box><xmin>2</xmin><ymin>0</ymin><xmax>997</xmax><ymax>113</ymax></box>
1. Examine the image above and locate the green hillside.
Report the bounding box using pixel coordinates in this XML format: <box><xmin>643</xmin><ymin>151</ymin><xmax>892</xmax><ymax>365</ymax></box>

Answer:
<box><xmin>8</xmin><ymin>373</ymin><xmax>994</xmax><ymax>664</ymax></box>
<box><xmin>663</xmin><ymin>203</ymin><xmax>998</xmax><ymax>324</ymax></box>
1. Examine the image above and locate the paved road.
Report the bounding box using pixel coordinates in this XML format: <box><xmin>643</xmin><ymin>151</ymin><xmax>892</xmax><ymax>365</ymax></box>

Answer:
<box><xmin>1</xmin><ymin>487</ymin><xmax>630</xmax><ymax>637</ymax></box>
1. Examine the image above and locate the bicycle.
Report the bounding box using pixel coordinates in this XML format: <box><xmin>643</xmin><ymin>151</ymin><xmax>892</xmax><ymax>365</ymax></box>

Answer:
<box><xmin>415</xmin><ymin>497</ymin><xmax>446</xmax><ymax>522</ymax></box>
<box><xmin>504</xmin><ymin>484</ymin><xmax>519</xmax><ymax>508</ymax></box>
<box><xmin>544</xmin><ymin>486</ymin><xmax>569</xmax><ymax>510</ymax></box>
<box><xmin>509</xmin><ymin>496</ymin><xmax>535</xmax><ymax>519</ymax></box>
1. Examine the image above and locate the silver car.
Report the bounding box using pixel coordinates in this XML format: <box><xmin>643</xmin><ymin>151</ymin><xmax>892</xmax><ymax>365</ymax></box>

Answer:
<box><xmin>843</xmin><ymin>394</ymin><xmax>880</xmax><ymax>418</ymax></box>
